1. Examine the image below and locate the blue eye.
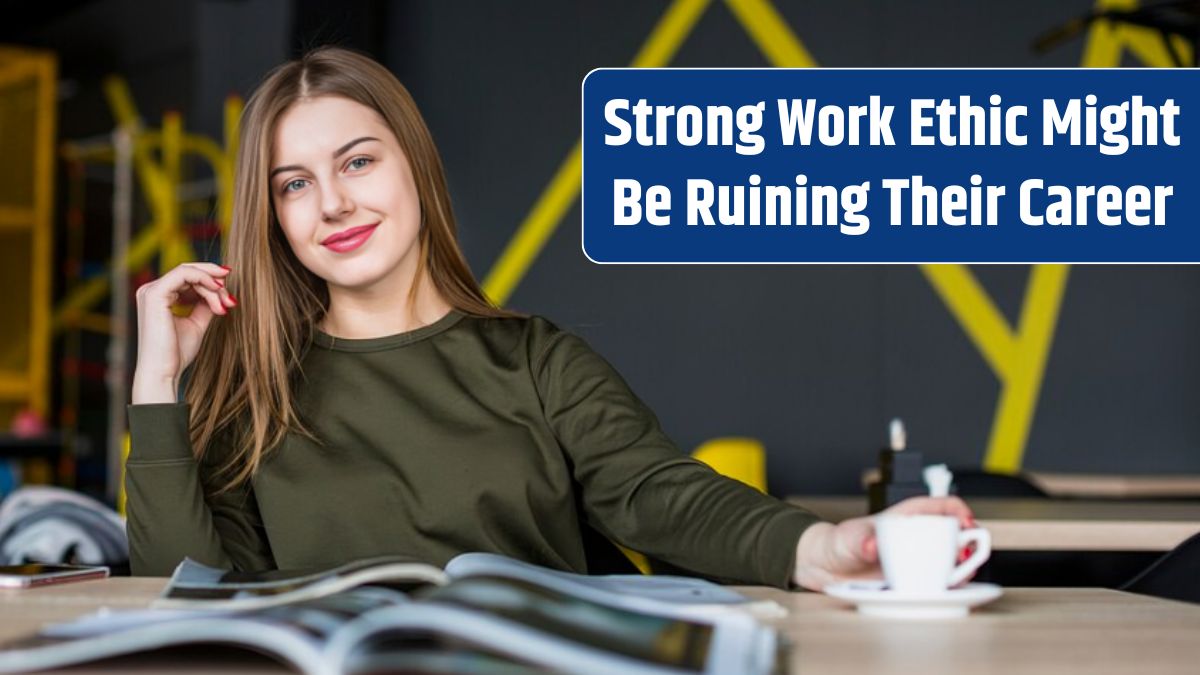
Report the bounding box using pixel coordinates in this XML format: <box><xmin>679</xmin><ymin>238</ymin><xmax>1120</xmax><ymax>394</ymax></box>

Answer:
<box><xmin>348</xmin><ymin>157</ymin><xmax>372</xmax><ymax>170</ymax></box>
<box><xmin>283</xmin><ymin>179</ymin><xmax>307</xmax><ymax>193</ymax></box>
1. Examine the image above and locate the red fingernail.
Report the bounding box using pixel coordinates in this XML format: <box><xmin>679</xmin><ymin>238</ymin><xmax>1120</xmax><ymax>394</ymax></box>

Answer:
<box><xmin>220</xmin><ymin>265</ymin><xmax>231</xmax><ymax>271</ymax></box>
<box><xmin>215</xmin><ymin>279</ymin><xmax>224</xmax><ymax>287</ymax></box>
<box><xmin>228</xmin><ymin>294</ymin><xmax>238</xmax><ymax>306</ymax></box>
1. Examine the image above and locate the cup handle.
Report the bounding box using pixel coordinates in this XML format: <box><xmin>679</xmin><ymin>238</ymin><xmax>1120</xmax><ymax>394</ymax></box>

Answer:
<box><xmin>948</xmin><ymin>527</ymin><xmax>991</xmax><ymax>587</ymax></box>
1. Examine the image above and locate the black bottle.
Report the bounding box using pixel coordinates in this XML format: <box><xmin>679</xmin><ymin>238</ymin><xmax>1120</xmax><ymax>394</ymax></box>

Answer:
<box><xmin>867</xmin><ymin>418</ymin><xmax>928</xmax><ymax>513</ymax></box>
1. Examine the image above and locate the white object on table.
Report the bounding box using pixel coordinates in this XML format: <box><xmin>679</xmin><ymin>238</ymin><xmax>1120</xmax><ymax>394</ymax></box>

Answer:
<box><xmin>824</xmin><ymin>580</ymin><xmax>1003</xmax><ymax>619</ymax></box>
<box><xmin>924</xmin><ymin>464</ymin><xmax>953</xmax><ymax>498</ymax></box>
<box><xmin>889</xmin><ymin>418</ymin><xmax>906</xmax><ymax>452</ymax></box>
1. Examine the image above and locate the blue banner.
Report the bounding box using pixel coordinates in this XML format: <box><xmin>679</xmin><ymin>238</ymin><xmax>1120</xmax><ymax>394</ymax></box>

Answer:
<box><xmin>581</xmin><ymin>69</ymin><xmax>1197</xmax><ymax>263</ymax></box>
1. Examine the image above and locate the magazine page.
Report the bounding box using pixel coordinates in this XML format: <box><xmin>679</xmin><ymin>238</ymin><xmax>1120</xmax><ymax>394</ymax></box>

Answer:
<box><xmin>0</xmin><ymin>568</ymin><xmax>780</xmax><ymax>674</ymax></box>
<box><xmin>153</xmin><ymin>555</ymin><xmax>448</xmax><ymax>611</ymax></box>
<box><xmin>328</xmin><ymin>575</ymin><xmax>780</xmax><ymax>675</ymax></box>
<box><xmin>444</xmin><ymin>552</ymin><xmax>786</xmax><ymax>619</ymax></box>
<box><xmin>0</xmin><ymin>587</ymin><xmax>408</xmax><ymax>675</ymax></box>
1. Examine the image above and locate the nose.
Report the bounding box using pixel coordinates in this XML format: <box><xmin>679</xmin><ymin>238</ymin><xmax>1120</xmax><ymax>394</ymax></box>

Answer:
<box><xmin>320</xmin><ymin>182</ymin><xmax>354</xmax><ymax>222</ymax></box>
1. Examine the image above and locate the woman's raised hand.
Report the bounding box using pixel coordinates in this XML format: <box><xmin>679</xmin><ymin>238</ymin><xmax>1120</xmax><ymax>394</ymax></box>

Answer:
<box><xmin>131</xmin><ymin>262</ymin><xmax>237</xmax><ymax>404</ymax></box>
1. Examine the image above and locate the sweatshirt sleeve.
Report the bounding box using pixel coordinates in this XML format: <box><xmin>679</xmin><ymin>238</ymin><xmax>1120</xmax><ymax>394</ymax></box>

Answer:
<box><xmin>532</xmin><ymin>327</ymin><xmax>821</xmax><ymax>589</ymax></box>
<box><xmin>125</xmin><ymin>403</ymin><xmax>275</xmax><ymax>576</ymax></box>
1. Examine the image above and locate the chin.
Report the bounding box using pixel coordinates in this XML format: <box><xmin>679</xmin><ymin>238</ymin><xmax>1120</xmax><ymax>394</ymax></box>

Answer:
<box><xmin>325</xmin><ymin>270</ymin><xmax>387</xmax><ymax>291</ymax></box>
<box><xmin>323</xmin><ymin>258</ymin><xmax>408</xmax><ymax>292</ymax></box>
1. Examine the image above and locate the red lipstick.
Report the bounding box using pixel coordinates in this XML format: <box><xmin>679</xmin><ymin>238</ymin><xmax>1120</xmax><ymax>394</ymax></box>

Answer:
<box><xmin>321</xmin><ymin>223</ymin><xmax>379</xmax><ymax>253</ymax></box>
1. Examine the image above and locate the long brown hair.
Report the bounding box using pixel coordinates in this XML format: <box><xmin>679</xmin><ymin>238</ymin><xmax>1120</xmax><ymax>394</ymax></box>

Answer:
<box><xmin>186</xmin><ymin>46</ymin><xmax>524</xmax><ymax>495</ymax></box>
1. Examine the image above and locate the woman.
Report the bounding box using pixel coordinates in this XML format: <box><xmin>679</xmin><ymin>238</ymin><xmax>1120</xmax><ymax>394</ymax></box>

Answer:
<box><xmin>127</xmin><ymin>46</ymin><xmax>973</xmax><ymax>588</ymax></box>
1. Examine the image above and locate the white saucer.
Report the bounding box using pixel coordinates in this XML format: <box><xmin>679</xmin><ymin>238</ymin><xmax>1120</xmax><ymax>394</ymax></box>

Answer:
<box><xmin>824</xmin><ymin>580</ymin><xmax>1003</xmax><ymax>619</ymax></box>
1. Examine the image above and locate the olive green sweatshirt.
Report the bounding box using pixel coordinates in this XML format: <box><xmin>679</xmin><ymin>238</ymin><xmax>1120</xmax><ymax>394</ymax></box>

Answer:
<box><xmin>125</xmin><ymin>310</ymin><xmax>819</xmax><ymax>587</ymax></box>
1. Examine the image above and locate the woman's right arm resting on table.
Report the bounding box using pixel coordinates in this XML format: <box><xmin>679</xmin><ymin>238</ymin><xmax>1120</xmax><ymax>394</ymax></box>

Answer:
<box><xmin>125</xmin><ymin>400</ymin><xmax>275</xmax><ymax>576</ymax></box>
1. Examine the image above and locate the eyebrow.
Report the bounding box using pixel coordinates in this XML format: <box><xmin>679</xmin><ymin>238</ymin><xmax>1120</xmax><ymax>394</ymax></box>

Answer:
<box><xmin>269</xmin><ymin>136</ymin><xmax>380</xmax><ymax>179</ymax></box>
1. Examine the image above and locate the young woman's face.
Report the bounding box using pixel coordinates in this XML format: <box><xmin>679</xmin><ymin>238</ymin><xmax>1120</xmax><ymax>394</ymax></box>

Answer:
<box><xmin>270</xmin><ymin>95</ymin><xmax>422</xmax><ymax>294</ymax></box>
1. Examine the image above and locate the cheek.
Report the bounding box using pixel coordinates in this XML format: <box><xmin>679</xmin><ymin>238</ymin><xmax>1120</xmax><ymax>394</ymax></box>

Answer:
<box><xmin>276</xmin><ymin>196</ymin><xmax>307</xmax><ymax>228</ymax></box>
<box><xmin>275</xmin><ymin>209</ymin><xmax>320</xmax><ymax>263</ymax></box>
<box><xmin>362</xmin><ymin>162</ymin><xmax>421</xmax><ymax>222</ymax></box>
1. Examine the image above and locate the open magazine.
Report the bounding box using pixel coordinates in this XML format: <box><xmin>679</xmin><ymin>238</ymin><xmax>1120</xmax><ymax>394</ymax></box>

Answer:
<box><xmin>0</xmin><ymin>552</ymin><xmax>788</xmax><ymax>675</ymax></box>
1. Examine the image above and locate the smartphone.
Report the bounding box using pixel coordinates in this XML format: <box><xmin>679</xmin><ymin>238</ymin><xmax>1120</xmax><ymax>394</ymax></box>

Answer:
<box><xmin>0</xmin><ymin>563</ymin><xmax>110</xmax><ymax>588</ymax></box>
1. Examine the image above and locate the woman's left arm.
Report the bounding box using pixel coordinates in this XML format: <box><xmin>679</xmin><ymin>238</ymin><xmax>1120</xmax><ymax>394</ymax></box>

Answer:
<box><xmin>533</xmin><ymin>327</ymin><xmax>976</xmax><ymax>590</ymax></box>
<box><xmin>534</xmin><ymin>328</ymin><xmax>821</xmax><ymax>588</ymax></box>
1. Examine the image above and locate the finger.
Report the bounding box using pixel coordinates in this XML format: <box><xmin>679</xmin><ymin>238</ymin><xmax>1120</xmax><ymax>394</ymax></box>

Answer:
<box><xmin>186</xmin><ymin>292</ymin><xmax>217</xmax><ymax>333</ymax></box>
<box><xmin>179</xmin><ymin>261</ymin><xmax>232</xmax><ymax>279</ymax></box>
<box><xmin>185</xmin><ymin>281</ymin><xmax>229</xmax><ymax>317</ymax></box>
<box><xmin>861</xmin><ymin>535</ymin><xmax>878</xmax><ymax>563</ymax></box>
<box><xmin>162</xmin><ymin>265</ymin><xmax>225</xmax><ymax>297</ymax></box>
<box><xmin>180</xmin><ymin>271</ymin><xmax>237</xmax><ymax>312</ymax></box>
<box><xmin>169</xmin><ymin>264</ymin><xmax>231</xmax><ymax>300</ymax></box>
<box><xmin>204</xmin><ymin>281</ymin><xmax>236</xmax><ymax>307</ymax></box>
<box><xmin>199</xmin><ymin>273</ymin><xmax>238</xmax><ymax>307</ymax></box>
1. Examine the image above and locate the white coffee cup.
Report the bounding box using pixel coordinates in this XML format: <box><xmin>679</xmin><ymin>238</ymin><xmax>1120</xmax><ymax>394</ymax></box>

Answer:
<box><xmin>874</xmin><ymin>514</ymin><xmax>991</xmax><ymax>594</ymax></box>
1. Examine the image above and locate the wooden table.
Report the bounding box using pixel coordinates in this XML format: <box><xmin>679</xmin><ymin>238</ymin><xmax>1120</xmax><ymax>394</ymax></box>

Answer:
<box><xmin>3</xmin><ymin>578</ymin><xmax>1200</xmax><ymax>674</ymax></box>
<box><xmin>790</xmin><ymin>496</ymin><xmax>1200</xmax><ymax>551</ymax></box>
<box><xmin>1026</xmin><ymin>472</ymin><xmax>1200</xmax><ymax>499</ymax></box>
<box><xmin>740</xmin><ymin>585</ymin><xmax>1200</xmax><ymax>675</ymax></box>
<box><xmin>858</xmin><ymin>469</ymin><xmax>1200</xmax><ymax>499</ymax></box>
<box><xmin>0</xmin><ymin>578</ymin><xmax>281</xmax><ymax>674</ymax></box>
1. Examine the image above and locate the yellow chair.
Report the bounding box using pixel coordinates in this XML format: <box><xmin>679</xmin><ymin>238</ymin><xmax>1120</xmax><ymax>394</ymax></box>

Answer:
<box><xmin>691</xmin><ymin>437</ymin><xmax>767</xmax><ymax>493</ymax></box>
<box><xmin>620</xmin><ymin>437</ymin><xmax>768</xmax><ymax>573</ymax></box>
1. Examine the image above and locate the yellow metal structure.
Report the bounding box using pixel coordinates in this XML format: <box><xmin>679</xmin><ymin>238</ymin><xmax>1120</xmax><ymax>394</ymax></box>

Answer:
<box><xmin>1081</xmin><ymin>0</ymin><xmax>1194</xmax><ymax>67</ymax></box>
<box><xmin>53</xmin><ymin>79</ymin><xmax>241</xmax><ymax>332</ymax></box>
<box><xmin>0</xmin><ymin>46</ymin><xmax>56</xmax><ymax>428</ymax></box>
